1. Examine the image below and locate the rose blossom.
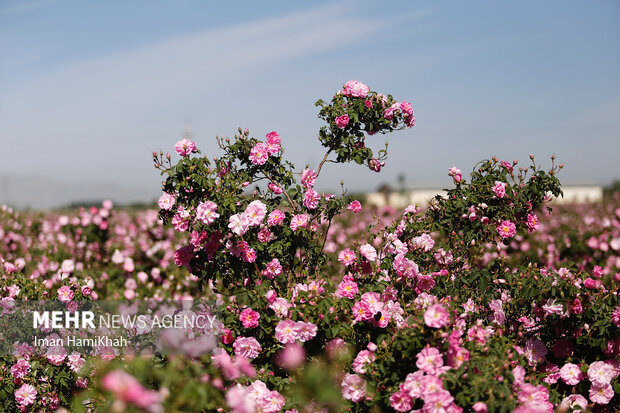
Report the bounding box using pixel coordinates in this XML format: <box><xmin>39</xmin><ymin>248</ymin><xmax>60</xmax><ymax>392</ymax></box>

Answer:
<box><xmin>303</xmin><ymin>189</ymin><xmax>320</xmax><ymax>210</ymax></box>
<box><xmin>589</xmin><ymin>382</ymin><xmax>614</xmax><ymax>404</ymax></box>
<box><xmin>276</xmin><ymin>342</ymin><xmax>305</xmax><ymax>369</ymax></box>
<box><xmin>229</xmin><ymin>213</ymin><xmax>250</xmax><ymax>236</ymax></box>
<box><xmin>500</xmin><ymin>160</ymin><xmax>513</xmax><ymax>173</ymax></box>
<box><xmin>424</xmin><ymin>303</ymin><xmax>449</xmax><ymax>328</ymax></box>
<box><xmin>368</xmin><ymin>158</ymin><xmax>384</xmax><ymax>172</ymax></box>
<box><xmin>265</xmin><ymin>131</ymin><xmax>281</xmax><ymax>154</ymax></box>
<box><xmin>10</xmin><ymin>358</ymin><xmax>30</xmax><ymax>379</ymax></box>
<box><xmin>341</xmin><ymin>374</ymin><xmax>366</xmax><ymax>402</ymax></box>
<box><xmin>290</xmin><ymin>214</ymin><xmax>309</xmax><ymax>231</ymax></box>
<box><xmin>559</xmin><ymin>363</ymin><xmax>583</xmax><ymax>385</ymax></box>
<box><xmin>338</xmin><ymin>248</ymin><xmax>356</xmax><ymax>266</ymax></box>
<box><xmin>256</xmin><ymin>389</ymin><xmax>285</xmax><ymax>413</ymax></box>
<box><xmin>245</xmin><ymin>200</ymin><xmax>267</xmax><ymax>226</ymax></box>
<box><xmin>335</xmin><ymin>114</ymin><xmax>350</xmax><ymax>129</ymax></box>
<box><xmin>267</xmin><ymin>209</ymin><xmax>285</xmax><ymax>226</ymax></box>
<box><xmin>14</xmin><ymin>383</ymin><xmax>36</xmax><ymax>407</ymax></box>
<box><xmin>102</xmin><ymin>370</ymin><xmax>162</xmax><ymax>410</ymax></box>
<box><xmin>174</xmin><ymin>138</ymin><xmax>196</xmax><ymax>156</ymax></box>
<box><xmin>588</xmin><ymin>361</ymin><xmax>615</xmax><ymax>385</ymax></box>
<box><xmin>347</xmin><ymin>200</ymin><xmax>362</xmax><ymax>213</ymax></box>
<box><xmin>263</xmin><ymin>258</ymin><xmax>283</xmax><ymax>279</ymax></box>
<box><xmin>352</xmin><ymin>350</ymin><xmax>376</xmax><ymax>374</ymax></box>
<box><xmin>301</xmin><ymin>169</ymin><xmax>317</xmax><ymax>189</ymax></box>
<box><xmin>383</xmin><ymin>102</ymin><xmax>400</xmax><ymax>121</ymax></box>
<box><xmin>448</xmin><ymin>167</ymin><xmax>462</xmax><ymax>183</ymax></box>
<box><xmin>233</xmin><ymin>337</ymin><xmax>262</xmax><ymax>359</ymax></box>
<box><xmin>335</xmin><ymin>279</ymin><xmax>358</xmax><ymax>299</ymax></box>
<box><xmin>492</xmin><ymin>181</ymin><xmax>506</xmax><ymax>198</ymax></box>
<box><xmin>343</xmin><ymin>80</ymin><xmax>370</xmax><ymax>98</ymax></box>
<box><xmin>559</xmin><ymin>394</ymin><xmax>588</xmax><ymax>411</ymax></box>
<box><xmin>472</xmin><ymin>402</ymin><xmax>488</xmax><ymax>412</ymax></box>
<box><xmin>390</xmin><ymin>390</ymin><xmax>413</xmax><ymax>412</ymax></box>
<box><xmin>57</xmin><ymin>285</ymin><xmax>74</xmax><ymax>302</ymax></box>
<box><xmin>352</xmin><ymin>300</ymin><xmax>373</xmax><ymax>322</ymax></box>
<box><xmin>275</xmin><ymin>320</ymin><xmax>298</xmax><ymax>344</ymax></box>
<box><xmin>268</xmin><ymin>183</ymin><xmax>283</xmax><ymax>194</ymax></box>
<box><xmin>249</xmin><ymin>142</ymin><xmax>269</xmax><ymax>165</ymax></box>
<box><xmin>239</xmin><ymin>308</ymin><xmax>260</xmax><ymax>329</ymax></box>
<box><xmin>359</xmin><ymin>243</ymin><xmax>377</xmax><ymax>262</ymax></box>
<box><xmin>497</xmin><ymin>220</ymin><xmax>516</xmax><ymax>238</ymax></box>
<box><xmin>196</xmin><ymin>201</ymin><xmax>219</xmax><ymax>225</ymax></box>
<box><xmin>416</xmin><ymin>346</ymin><xmax>444</xmax><ymax>374</ymax></box>
<box><xmin>526</xmin><ymin>213</ymin><xmax>540</xmax><ymax>232</ymax></box>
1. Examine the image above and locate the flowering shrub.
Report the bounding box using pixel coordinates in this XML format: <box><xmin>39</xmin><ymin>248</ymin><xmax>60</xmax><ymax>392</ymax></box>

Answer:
<box><xmin>0</xmin><ymin>81</ymin><xmax>618</xmax><ymax>412</ymax></box>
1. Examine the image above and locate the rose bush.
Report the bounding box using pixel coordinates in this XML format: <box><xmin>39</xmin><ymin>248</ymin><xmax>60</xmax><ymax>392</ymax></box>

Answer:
<box><xmin>0</xmin><ymin>81</ymin><xmax>618</xmax><ymax>412</ymax></box>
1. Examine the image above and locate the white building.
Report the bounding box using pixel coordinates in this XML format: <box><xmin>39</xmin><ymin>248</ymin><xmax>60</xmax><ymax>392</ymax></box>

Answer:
<box><xmin>365</xmin><ymin>185</ymin><xmax>603</xmax><ymax>208</ymax></box>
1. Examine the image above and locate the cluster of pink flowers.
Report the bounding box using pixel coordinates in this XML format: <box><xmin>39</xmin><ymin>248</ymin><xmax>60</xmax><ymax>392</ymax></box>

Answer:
<box><xmin>227</xmin><ymin>200</ymin><xmax>267</xmax><ymax>237</ymax></box>
<box><xmin>226</xmin><ymin>381</ymin><xmax>285</xmax><ymax>413</ymax></box>
<box><xmin>249</xmin><ymin>131</ymin><xmax>281</xmax><ymax>165</ymax></box>
<box><xmin>274</xmin><ymin>319</ymin><xmax>317</xmax><ymax>344</ymax></box>
<box><xmin>263</xmin><ymin>258</ymin><xmax>283</xmax><ymax>279</ymax></box>
<box><xmin>382</xmin><ymin>101</ymin><xmax>415</xmax><ymax>127</ymax></box>
<box><xmin>341</xmin><ymin>80</ymin><xmax>370</xmax><ymax>98</ymax></box>
<box><xmin>448</xmin><ymin>166</ymin><xmax>462</xmax><ymax>183</ymax></box>
<box><xmin>390</xmin><ymin>370</ymin><xmax>457</xmax><ymax>412</ymax></box>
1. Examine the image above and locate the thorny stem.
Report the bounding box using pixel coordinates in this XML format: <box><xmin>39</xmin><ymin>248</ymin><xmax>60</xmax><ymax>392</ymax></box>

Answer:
<box><xmin>316</xmin><ymin>148</ymin><xmax>333</xmax><ymax>177</ymax></box>
<box><xmin>320</xmin><ymin>219</ymin><xmax>332</xmax><ymax>255</ymax></box>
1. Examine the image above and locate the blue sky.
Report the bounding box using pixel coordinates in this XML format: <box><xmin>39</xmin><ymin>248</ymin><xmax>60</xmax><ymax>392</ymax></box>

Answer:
<box><xmin>1</xmin><ymin>0</ymin><xmax>619</xmax><ymax>205</ymax></box>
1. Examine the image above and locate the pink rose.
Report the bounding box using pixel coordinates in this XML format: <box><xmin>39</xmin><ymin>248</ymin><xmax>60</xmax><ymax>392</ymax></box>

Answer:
<box><xmin>341</xmin><ymin>373</ymin><xmax>366</xmax><ymax>403</ymax></box>
<box><xmin>497</xmin><ymin>220</ymin><xmax>516</xmax><ymax>238</ymax></box>
<box><xmin>276</xmin><ymin>342</ymin><xmax>306</xmax><ymax>369</ymax></box>
<box><xmin>492</xmin><ymin>181</ymin><xmax>506</xmax><ymax>198</ymax></box>
<box><xmin>14</xmin><ymin>383</ymin><xmax>37</xmax><ymax>407</ymax></box>
<box><xmin>448</xmin><ymin>167</ymin><xmax>462</xmax><ymax>183</ymax></box>
<box><xmin>359</xmin><ymin>243</ymin><xmax>377</xmax><ymax>262</ymax></box>
<box><xmin>347</xmin><ymin>200</ymin><xmax>362</xmax><ymax>213</ymax></box>
<box><xmin>335</xmin><ymin>114</ymin><xmax>350</xmax><ymax>129</ymax></box>
<box><xmin>174</xmin><ymin>138</ymin><xmax>196</xmax><ymax>156</ymax></box>
<box><xmin>57</xmin><ymin>285</ymin><xmax>74</xmax><ymax>302</ymax></box>
<box><xmin>249</xmin><ymin>142</ymin><xmax>269</xmax><ymax>165</ymax></box>
<box><xmin>526</xmin><ymin>213</ymin><xmax>540</xmax><ymax>232</ymax></box>
<box><xmin>343</xmin><ymin>80</ymin><xmax>370</xmax><ymax>98</ymax></box>
<box><xmin>424</xmin><ymin>303</ymin><xmax>450</xmax><ymax>328</ymax></box>
<box><xmin>239</xmin><ymin>308</ymin><xmax>260</xmax><ymax>329</ymax></box>
<box><xmin>301</xmin><ymin>169</ymin><xmax>317</xmax><ymax>189</ymax></box>
<box><xmin>584</xmin><ymin>277</ymin><xmax>599</xmax><ymax>289</ymax></box>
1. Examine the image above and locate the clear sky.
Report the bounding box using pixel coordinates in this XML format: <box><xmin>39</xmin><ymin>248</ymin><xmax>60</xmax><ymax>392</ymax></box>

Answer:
<box><xmin>1</xmin><ymin>0</ymin><xmax>619</xmax><ymax>205</ymax></box>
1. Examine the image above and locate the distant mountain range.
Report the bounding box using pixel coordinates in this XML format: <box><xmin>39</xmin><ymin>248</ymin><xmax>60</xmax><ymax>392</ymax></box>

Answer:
<box><xmin>0</xmin><ymin>174</ymin><xmax>160</xmax><ymax>210</ymax></box>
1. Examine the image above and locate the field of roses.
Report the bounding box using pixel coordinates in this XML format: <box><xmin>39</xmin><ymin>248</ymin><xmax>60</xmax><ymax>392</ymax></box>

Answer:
<box><xmin>1</xmin><ymin>81</ymin><xmax>618</xmax><ymax>412</ymax></box>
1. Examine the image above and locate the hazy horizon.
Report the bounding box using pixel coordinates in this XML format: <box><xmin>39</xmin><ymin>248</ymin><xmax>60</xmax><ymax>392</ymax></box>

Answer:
<box><xmin>1</xmin><ymin>0</ymin><xmax>619</xmax><ymax>209</ymax></box>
